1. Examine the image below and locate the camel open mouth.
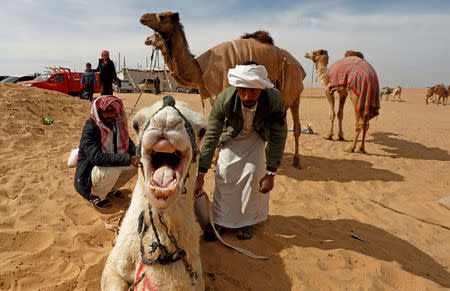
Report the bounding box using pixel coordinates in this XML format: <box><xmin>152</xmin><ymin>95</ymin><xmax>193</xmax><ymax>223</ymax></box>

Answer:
<box><xmin>145</xmin><ymin>138</ymin><xmax>186</xmax><ymax>201</ymax></box>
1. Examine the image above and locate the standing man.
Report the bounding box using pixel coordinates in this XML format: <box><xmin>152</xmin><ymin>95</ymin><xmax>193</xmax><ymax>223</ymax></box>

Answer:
<box><xmin>195</xmin><ymin>62</ymin><xmax>287</xmax><ymax>240</ymax></box>
<box><xmin>154</xmin><ymin>76</ymin><xmax>161</xmax><ymax>95</ymax></box>
<box><xmin>93</xmin><ymin>50</ymin><xmax>118</xmax><ymax>95</ymax></box>
<box><xmin>74</xmin><ymin>95</ymin><xmax>140</xmax><ymax>209</ymax></box>
<box><xmin>81</xmin><ymin>63</ymin><xmax>97</xmax><ymax>102</ymax></box>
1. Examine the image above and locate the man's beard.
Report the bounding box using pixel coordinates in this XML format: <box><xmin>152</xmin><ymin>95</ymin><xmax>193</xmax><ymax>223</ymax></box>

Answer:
<box><xmin>101</xmin><ymin>118</ymin><xmax>115</xmax><ymax>128</ymax></box>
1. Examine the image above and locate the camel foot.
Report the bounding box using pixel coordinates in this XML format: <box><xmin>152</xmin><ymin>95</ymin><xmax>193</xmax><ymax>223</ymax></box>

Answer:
<box><xmin>337</xmin><ymin>136</ymin><xmax>345</xmax><ymax>141</ymax></box>
<box><xmin>345</xmin><ymin>147</ymin><xmax>355</xmax><ymax>153</ymax></box>
<box><xmin>359</xmin><ymin>148</ymin><xmax>366</xmax><ymax>153</ymax></box>
<box><xmin>324</xmin><ymin>136</ymin><xmax>333</xmax><ymax>141</ymax></box>
<box><xmin>292</xmin><ymin>157</ymin><xmax>301</xmax><ymax>169</ymax></box>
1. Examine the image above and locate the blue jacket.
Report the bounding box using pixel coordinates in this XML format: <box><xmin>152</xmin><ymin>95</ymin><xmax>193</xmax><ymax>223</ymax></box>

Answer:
<box><xmin>81</xmin><ymin>71</ymin><xmax>97</xmax><ymax>87</ymax></box>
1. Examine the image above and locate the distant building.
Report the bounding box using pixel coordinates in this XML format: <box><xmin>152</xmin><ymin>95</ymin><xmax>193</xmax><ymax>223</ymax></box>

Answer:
<box><xmin>116</xmin><ymin>68</ymin><xmax>178</xmax><ymax>92</ymax></box>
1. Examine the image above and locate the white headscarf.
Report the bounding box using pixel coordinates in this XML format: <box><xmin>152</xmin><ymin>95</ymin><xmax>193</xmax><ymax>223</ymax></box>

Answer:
<box><xmin>227</xmin><ymin>64</ymin><xmax>274</xmax><ymax>89</ymax></box>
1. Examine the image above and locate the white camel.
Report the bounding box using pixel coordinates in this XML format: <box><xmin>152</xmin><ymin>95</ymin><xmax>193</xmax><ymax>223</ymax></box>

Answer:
<box><xmin>102</xmin><ymin>96</ymin><xmax>207</xmax><ymax>290</ymax></box>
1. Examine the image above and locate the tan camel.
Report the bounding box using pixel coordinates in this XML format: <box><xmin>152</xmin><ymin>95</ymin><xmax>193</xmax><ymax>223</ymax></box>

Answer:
<box><xmin>305</xmin><ymin>49</ymin><xmax>380</xmax><ymax>153</ymax></box>
<box><xmin>140</xmin><ymin>11</ymin><xmax>306</xmax><ymax>168</ymax></box>
<box><xmin>389</xmin><ymin>86</ymin><xmax>402</xmax><ymax>101</ymax></box>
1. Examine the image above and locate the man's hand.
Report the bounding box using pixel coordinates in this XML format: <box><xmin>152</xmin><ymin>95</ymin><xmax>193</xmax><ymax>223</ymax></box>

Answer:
<box><xmin>195</xmin><ymin>173</ymin><xmax>206</xmax><ymax>193</ymax></box>
<box><xmin>131</xmin><ymin>156</ymin><xmax>140</xmax><ymax>168</ymax></box>
<box><xmin>259</xmin><ymin>174</ymin><xmax>274</xmax><ymax>194</ymax></box>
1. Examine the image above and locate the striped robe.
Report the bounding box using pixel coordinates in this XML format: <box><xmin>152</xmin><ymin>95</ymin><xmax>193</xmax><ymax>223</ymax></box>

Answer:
<box><xmin>328</xmin><ymin>56</ymin><xmax>380</xmax><ymax>120</ymax></box>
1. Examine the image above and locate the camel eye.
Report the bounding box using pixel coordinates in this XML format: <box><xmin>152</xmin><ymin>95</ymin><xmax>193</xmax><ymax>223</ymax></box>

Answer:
<box><xmin>133</xmin><ymin>121</ymin><xmax>140</xmax><ymax>133</ymax></box>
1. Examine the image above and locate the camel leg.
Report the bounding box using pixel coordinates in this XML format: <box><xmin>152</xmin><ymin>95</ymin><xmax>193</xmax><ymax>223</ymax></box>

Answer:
<box><xmin>359</xmin><ymin>119</ymin><xmax>369</xmax><ymax>153</ymax></box>
<box><xmin>324</xmin><ymin>89</ymin><xmax>335</xmax><ymax>140</ymax></box>
<box><xmin>337</xmin><ymin>90</ymin><xmax>347</xmax><ymax>141</ymax></box>
<box><xmin>101</xmin><ymin>263</ymin><xmax>130</xmax><ymax>291</ymax></box>
<box><xmin>290</xmin><ymin>97</ymin><xmax>301</xmax><ymax>169</ymax></box>
<box><xmin>345</xmin><ymin>110</ymin><xmax>362</xmax><ymax>153</ymax></box>
<box><xmin>425</xmin><ymin>95</ymin><xmax>429</xmax><ymax>105</ymax></box>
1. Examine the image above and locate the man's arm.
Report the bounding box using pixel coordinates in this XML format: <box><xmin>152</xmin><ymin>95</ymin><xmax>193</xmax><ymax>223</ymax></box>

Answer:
<box><xmin>81</xmin><ymin>122</ymin><xmax>131</xmax><ymax>167</ymax></box>
<box><xmin>198</xmin><ymin>99</ymin><xmax>225</xmax><ymax>173</ymax></box>
<box><xmin>92</xmin><ymin>72</ymin><xmax>97</xmax><ymax>86</ymax></box>
<box><xmin>266</xmin><ymin>95</ymin><xmax>288</xmax><ymax>172</ymax></box>
<box><xmin>128</xmin><ymin>138</ymin><xmax>137</xmax><ymax>157</ymax></box>
<box><xmin>81</xmin><ymin>74</ymin><xmax>85</xmax><ymax>86</ymax></box>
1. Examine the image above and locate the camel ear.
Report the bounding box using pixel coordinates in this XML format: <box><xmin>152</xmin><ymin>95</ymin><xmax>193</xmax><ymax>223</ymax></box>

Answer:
<box><xmin>171</xmin><ymin>12</ymin><xmax>180</xmax><ymax>22</ymax></box>
<box><xmin>198</xmin><ymin>128</ymin><xmax>206</xmax><ymax>139</ymax></box>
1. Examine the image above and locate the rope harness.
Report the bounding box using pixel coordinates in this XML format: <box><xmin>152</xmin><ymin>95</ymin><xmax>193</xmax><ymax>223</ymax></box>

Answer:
<box><xmin>137</xmin><ymin>205</ymin><xmax>198</xmax><ymax>281</ymax></box>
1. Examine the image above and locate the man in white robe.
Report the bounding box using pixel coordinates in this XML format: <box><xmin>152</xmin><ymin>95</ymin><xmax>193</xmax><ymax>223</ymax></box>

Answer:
<box><xmin>196</xmin><ymin>62</ymin><xmax>287</xmax><ymax>240</ymax></box>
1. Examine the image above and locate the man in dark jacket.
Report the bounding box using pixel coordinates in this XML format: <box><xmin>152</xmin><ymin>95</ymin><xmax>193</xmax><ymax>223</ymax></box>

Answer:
<box><xmin>74</xmin><ymin>95</ymin><xmax>140</xmax><ymax>209</ymax></box>
<box><xmin>93</xmin><ymin>50</ymin><xmax>118</xmax><ymax>95</ymax></box>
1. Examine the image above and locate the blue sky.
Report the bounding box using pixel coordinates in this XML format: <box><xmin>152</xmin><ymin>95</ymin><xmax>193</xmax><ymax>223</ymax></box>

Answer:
<box><xmin>1</xmin><ymin>0</ymin><xmax>449</xmax><ymax>87</ymax></box>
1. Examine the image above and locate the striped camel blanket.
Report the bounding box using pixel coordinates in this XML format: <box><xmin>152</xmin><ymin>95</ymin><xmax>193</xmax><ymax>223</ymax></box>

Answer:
<box><xmin>328</xmin><ymin>56</ymin><xmax>380</xmax><ymax>119</ymax></box>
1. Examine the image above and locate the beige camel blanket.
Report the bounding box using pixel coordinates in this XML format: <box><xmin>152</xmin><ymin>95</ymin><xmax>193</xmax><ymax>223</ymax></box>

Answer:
<box><xmin>196</xmin><ymin>38</ymin><xmax>305</xmax><ymax>107</ymax></box>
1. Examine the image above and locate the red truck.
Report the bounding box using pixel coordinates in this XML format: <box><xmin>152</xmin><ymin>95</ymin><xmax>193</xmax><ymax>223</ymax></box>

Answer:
<box><xmin>18</xmin><ymin>67</ymin><xmax>100</xmax><ymax>97</ymax></box>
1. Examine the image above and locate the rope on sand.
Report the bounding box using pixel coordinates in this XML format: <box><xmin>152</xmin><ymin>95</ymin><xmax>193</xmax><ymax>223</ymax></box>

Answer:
<box><xmin>368</xmin><ymin>199</ymin><xmax>450</xmax><ymax>231</ymax></box>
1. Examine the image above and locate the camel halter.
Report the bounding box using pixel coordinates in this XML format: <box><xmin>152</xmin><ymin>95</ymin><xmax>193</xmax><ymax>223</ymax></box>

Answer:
<box><xmin>137</xmin><ymin>204</ymin><xmax>198</xmax><ymax>286</ymax></box>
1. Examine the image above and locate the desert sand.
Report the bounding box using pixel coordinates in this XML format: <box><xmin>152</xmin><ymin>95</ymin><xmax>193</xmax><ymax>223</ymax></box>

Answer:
<box><xmin>0</xmin><ymin>83</ymin><xmax>449</xmax><ymax>290</ymax></box>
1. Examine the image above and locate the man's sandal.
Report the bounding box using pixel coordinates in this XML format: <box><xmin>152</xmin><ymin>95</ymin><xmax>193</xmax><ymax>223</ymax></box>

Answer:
<box><xmin>90</xmin><ymin>196</ymin><xmax>112</xmax><ymax>209</ymax></box>
<box><xmin>237</xmin><ymin>225</ymin><xmax>253</xmax><ymax>240</ymax></box>
<box><xmin>108</xmin><ymin>190</ymin><xmax>125</xmax><ymax>199</ymax></box>
<box><xmin>203</xmin><ymin>223</ymin><xmax>224</xmax><ymax>242</ymax></box>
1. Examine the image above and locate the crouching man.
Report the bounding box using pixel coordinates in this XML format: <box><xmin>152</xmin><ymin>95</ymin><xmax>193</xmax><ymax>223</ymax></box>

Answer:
<box><xmin>74</xmin><ymin>95</ymin><xmax>140</xmax><ymax>209</ymax></box>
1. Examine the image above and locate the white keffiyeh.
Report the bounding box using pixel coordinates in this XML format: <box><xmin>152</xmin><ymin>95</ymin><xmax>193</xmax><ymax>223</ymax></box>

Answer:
<box><xmin>227</xmin><ymin>64</ymin><xmax>274</xmax><ymax>89</ymax></box>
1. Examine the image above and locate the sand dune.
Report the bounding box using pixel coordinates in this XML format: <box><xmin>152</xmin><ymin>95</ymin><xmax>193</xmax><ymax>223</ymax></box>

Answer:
<box><xmin>0</xmin><ymin>83</ymin><xmax>448</xmax><ymax>290</ymax></box>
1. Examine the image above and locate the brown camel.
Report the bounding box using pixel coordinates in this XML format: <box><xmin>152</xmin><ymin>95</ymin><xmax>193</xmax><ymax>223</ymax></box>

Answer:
<box><xmin>426</xmin><ymin>85</ymin><xmax>448</xmax><ymax>105</ymax></box>
<box><xmin>434</xmin><ymin>85</ymin><xmax>449</xmax><ymax>105</ymax></box>
<box><xmin>425</xmin><ymin>86</ymin><xmax>436</xmax><ymax>104</ymax></box>
<box><xmin>140</xmin><ymin>11</ymin><xmax>306</xmax><ymax>168</ymax></box>
<box><xmin>305</xmin><ymin>49</ymin><xmax>380</xmax><ymax>153</ymax></box>
<box><xmin>380</xmin><ymin>87</ymin><xmax>393</xmax><ymax>100</ymax></box>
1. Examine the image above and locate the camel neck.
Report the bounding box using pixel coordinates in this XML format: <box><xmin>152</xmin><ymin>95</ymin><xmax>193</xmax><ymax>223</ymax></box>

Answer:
<box><xmin>316</xmin><ymin>63</ymin><xmax>329</xmax><ymax>87</ymax></box>
<box><xmin>164</xmin><ymin>26</ymin><xmax>202</xmax><ymax>86</ymax></box>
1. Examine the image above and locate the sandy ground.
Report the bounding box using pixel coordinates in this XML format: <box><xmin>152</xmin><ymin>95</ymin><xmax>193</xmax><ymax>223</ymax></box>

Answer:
<box><xmin>0</xmin><ymin>83</ymin><xmax>449</xmax><ymax>290</ymax></box>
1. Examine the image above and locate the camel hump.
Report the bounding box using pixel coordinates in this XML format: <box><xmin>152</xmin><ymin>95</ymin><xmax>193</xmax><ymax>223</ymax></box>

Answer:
<box><xmin>345</xmin><ymin>50</ymin><xmax>364</xmax><ymax>59</ymax></box>
<box><xmin>241</xmin><ymin>30</ymin><xmax>274</xmax><ymax>45</ymax></box>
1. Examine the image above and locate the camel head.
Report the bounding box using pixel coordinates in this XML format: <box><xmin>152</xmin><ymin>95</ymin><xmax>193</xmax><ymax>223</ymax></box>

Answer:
<box><xmin>304</xmin><ymin>49</ymin><xmax>329</xmax><ymax>68</ymax></box>
<box><xmin>132</xmin><ymin>96</ymin><xmax>207</xmax><ymax>210</ymax></box>
<box><xmin>145</xmin><ymin>33</ymin><xmax>167</xmax><ymax>55</ymax></box>
<box><xmin>140</xmin><ymin>11</ymin><xmax>180</xmax><ymax>35</ymax></box>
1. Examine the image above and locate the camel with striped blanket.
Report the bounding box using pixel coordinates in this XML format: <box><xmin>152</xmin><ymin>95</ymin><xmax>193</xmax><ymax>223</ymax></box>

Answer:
<box><xmin>305</xmin><ymin>50</ymin><xmax>380</xmax><ymax>153</ymax></box>
<box><xmin>140</xmin><ymin>11</ymin><xmax>306</xmax><ymax>168</ymax></box>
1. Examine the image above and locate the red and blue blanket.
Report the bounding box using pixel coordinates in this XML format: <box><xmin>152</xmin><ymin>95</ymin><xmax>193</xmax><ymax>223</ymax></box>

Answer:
<box><xmin>328</xmin><ymin>56</ymin><xmax>380</xmax><ymax>119</ymax></box>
